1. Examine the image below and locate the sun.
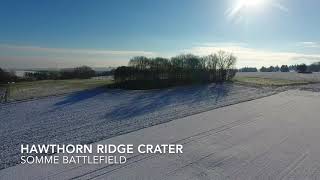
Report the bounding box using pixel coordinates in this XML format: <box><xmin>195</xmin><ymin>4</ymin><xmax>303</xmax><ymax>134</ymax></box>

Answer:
<box><xmin>226</xmin><ymin>0</ymin><xmax>284</xmax><ymax>22</ymax></box>
<box><xmin>227</xmin><ymin>0</ymin><xmax>268</xmax><ymax>17</ymax></box>
<box><xmin>233</xmin><ymin>0</ymin><xmax>268</xmax><ymax>14</ymax></box>
<box><xmin>238</xmin><ymin>0</ymin><xmax>267</xmax><ymax>9</ymax></box>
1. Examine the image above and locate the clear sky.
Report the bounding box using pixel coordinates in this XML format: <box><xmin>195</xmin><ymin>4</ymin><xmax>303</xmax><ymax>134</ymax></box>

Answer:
<box><xmin>0</xmin><ymin>0</ymin><xmax>319</xmax><ymax>69</ymax></box>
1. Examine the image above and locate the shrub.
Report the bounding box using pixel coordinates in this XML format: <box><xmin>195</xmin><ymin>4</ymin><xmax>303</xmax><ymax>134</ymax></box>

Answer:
<box><xmin>296</xmin><ymin>64</ymin><xmax>308</xmax><ymax>73</ymax></box>
<box><xmin>73</xmin><ymin>66</ymin><xmax>95</xmax><ymax>79</ymax></box>
<box><xmin>0</xmin><ymin>68</ymin><xmax>17</xmax><ymax>84</ymax></box>
<box><xmin>280</xmin><ymin>65</ymin><xmax>289</xmax><ymax>72</ymax></box>
<box><xmin>239</xmin><ymin>67</ymin><xmax>258</xmax><ymax>72</ymax></box>
<box><xmin>309</xmin><ymin>62</ymin><xmax>320</xmax><ymax>72</ymax></box>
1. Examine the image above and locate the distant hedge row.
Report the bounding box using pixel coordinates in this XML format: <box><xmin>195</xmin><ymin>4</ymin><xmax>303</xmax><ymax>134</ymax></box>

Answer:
<box><xmin>113</xmin><ymin>51</ymin><xmax>237</xmax><ymax>89</ymax></box>
<box><xmin>240</xmin><ymin>62</ymin><xmax>320</xmax><ymax>73</ymax></box>
<box><xmin>25</xmin><ymin>66</ymin><xmax>95</xmax><ymax>80</ymax></box>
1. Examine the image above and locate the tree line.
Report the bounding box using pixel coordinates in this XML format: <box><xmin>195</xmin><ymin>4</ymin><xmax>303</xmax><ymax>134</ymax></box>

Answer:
<box><xmin>238</xmin><ymin>67</ymin><xmax>258</xmax><ymax>72</ymax></box>
<box><xmin>306</xmin><ymin>62</ymin><xmax>320</xmax><ymax>72</ymax></box>
<box><xmin>0</xmin><ymin>66</ymin><xmax>97</xmax><ymax>84</ymax></box>
<box><xmin>239</xmin><ymin>62</ymin><xmax>320</xmax><ymax>73</ymax></box>
<box><xmin>113</xmin><ymin>51</ymin><xmax>237</xmax><ymax>89</ymax></box>
<box><xmin>24</xmin><ymin>66</ymin><xmax>96</xmax><ymax>80</ymax></box>
<box><xmin>259</xmin><ymin>65</ymin><xmax>290</xmax><ymax>72</ymax></box>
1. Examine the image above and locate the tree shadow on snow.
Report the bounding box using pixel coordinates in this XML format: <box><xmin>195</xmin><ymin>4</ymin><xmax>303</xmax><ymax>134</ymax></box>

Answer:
<box><xmin>54</xmin><ymin>87</ymin><xmax>106</xmax><ymax>106</ymax></box>
<box><xmin>104</xmin><ymin>83</ymin><xmax>231</xmax><ymax>121</ymax></box>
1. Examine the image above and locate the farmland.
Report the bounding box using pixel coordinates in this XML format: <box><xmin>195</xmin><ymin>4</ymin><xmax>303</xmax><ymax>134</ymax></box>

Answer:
<box><xmin>0</xmin><ymin>73</ymin><xmax>320</xmax><ymax>170</ymax></box>
<box><xmin>236</xmin><ymin>72</ymin><xmax>320</xmax><ymax>82</ymax></box>
<box><xmin>3</xmin><ymin>79</ymin><xmax>112</xmax><ymax>102</ymax></box>
<box><xmin>233</xmin><ymin>76</ymin><xmax>310</xmax><ymax>86</ymax></box>
<box><xmin>2</xmin><ymin>89</ymin><xmax>320</xmax><ymax>179</ymax></box>
<box><xmin>2</xmin><ymin>72</ymin><xmax>320</xmax><ymax>102</ymax></box>
<box><xmin>0</xmin><ymin>82</ymin><xmax>279</xmax><ymax>169</ymax></box>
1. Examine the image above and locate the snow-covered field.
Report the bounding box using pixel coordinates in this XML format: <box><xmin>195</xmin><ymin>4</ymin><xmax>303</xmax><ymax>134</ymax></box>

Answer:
<box><xmin>0</xmin><ymin>83</ymin><xmax>279</xmax><ymax>169</ymax></box>
<box><xmin>236</xmin><ymin>72</ymin><xmax>320</xmax><ymax>82</ymax></box>
<box><xmin>1</xmin><ymin>89</ymin><xmax>320</xmax><ymax>180</ymax></box>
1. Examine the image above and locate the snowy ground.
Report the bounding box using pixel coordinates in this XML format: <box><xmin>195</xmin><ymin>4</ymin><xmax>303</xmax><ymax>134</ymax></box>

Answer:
<box><xmin>1</xmin><ymin>89</ymin><xmax>320</xmax><ymax>180</ymax></box>
<box><xmin>0</xmin><ymin>83</ymin><xmax>279</xmax><ymax>170</ymax></box>
<box><xmin>236</xmin><ymin>72</ymin><xmax>320</xmax><ymax>82</ymax></box>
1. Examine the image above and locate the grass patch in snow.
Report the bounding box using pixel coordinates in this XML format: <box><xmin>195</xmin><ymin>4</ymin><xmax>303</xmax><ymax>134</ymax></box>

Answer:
<box><xmin>233</xmin><ymin>76</ymin><xmax>310</xmax><ymax>86</ymax></box>
<box><xmin>6</xmin><ymin>79</ymin><xmax>113</xmax><ymax>101</ymax></box>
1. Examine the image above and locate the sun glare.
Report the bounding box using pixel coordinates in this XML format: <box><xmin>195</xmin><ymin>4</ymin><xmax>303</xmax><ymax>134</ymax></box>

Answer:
<box><xmin>233</xmin><ymin>0</ymin><xmax>268</xmax><ymax>14</ymax></box>
<box><xmin>226</xmin><ymin>0</ymin><xmax>288</xmax><ymax>22</ymax></box>
<box><xmin>239</xmin><ymin>0</ymin><xmax>267</xmax><ymax>9</ymax></box>
<box><xmin>227</xmin><ymin>0</ymin><xmax>269</xmax><ymax>20</ymax></box>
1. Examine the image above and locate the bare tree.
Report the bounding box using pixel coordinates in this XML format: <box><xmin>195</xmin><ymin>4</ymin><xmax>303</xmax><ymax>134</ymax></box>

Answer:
<box><xmin>114</xmin><ymin>51</ymin><xmax>237</xmax><ymax>88</ymax></box>
<box><xmin>216</xmin><ymin>50</ymin><xmax>236</xmax><ymax>70</ymax></box>
<box><xmin>205</xmin><ymin>54</ymin><xmax>218</xmax><ymax>70</ymax></box>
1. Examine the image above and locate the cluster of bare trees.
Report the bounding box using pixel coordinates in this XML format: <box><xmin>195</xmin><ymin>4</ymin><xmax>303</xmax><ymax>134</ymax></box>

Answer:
<box><xmin>114</xmin><ymin>51</ymin><xmax>237</xmax><ymax>88</ymax></box>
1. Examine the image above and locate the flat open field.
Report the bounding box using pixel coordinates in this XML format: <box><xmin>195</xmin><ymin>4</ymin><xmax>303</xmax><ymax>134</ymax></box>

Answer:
<box><xmin>236</xmin><ymin>72</ymin><xmax>320</xmax><ymax>82</ymax></box>
<box><xmin>0</xmin><ymin>74</ymin><xmax>319</xmax><ymax>173</ymax></box>
<box><xmin>0</xmin><ymin>83</ymin><xmax>279</xmax><ymax>169</ymax></box>
<box><xmin>2</xmin><ymin>72</ymin><xmax>319</xmax><ymax>102</ymax></box>
<box><xmin>1</xmin><ymin>90</ymin><xmax>320</xmax><ymax>179</ymax></box>
<box><xmin>4</xmin><ymin>79</ymin><xmax>112</xmax><ymax>102</ymax></box>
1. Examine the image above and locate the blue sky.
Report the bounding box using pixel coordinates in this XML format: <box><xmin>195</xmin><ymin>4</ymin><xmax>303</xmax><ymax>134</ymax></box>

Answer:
<box><xmin>0</xmin><ymin>0</ymin><xmax>319</xmax><ymax>69</ymax></box>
